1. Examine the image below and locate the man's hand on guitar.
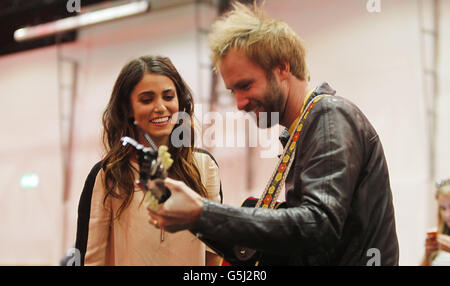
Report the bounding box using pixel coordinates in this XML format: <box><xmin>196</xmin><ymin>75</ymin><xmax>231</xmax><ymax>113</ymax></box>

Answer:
<box><xmin>147</xmin><ymin>177</ymin><xmax>204</xmax><ymax>233</ymax></box>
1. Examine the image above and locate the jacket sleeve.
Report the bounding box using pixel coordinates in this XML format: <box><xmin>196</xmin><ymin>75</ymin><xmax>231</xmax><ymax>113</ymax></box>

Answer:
<box><xmin>75</xmin><ymin>162</ymin><xmax>112</xmax><ymax>265</ymax></box>
<box><xmin>191</xmin><ymin>97</ymin><xmax>365</xmax><ymax>258</ymax></box>
<box><xmin>75</xmin><ymin>161</ymin><xmax>102</xmax><ymax>265</ymax></box>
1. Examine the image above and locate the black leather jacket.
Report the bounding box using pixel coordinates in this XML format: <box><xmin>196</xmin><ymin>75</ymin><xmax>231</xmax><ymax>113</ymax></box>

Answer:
<box><xmin>192</xmin><ymin>83</ymin><xmax>399</xmax><ymax>265</ymax></box>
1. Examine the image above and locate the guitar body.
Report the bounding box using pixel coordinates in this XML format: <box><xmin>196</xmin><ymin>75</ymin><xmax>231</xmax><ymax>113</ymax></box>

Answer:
<box><xmin>221</xmin><ymin>197</ymin><xmax>290</xmax><ymax>266</ymax></box>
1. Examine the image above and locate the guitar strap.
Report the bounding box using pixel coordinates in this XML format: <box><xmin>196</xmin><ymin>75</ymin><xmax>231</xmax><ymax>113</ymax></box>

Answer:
<box><xmin>255</xmin><ymin>90</ymin><xmax>333</xmax><ymax>209</ymax></box>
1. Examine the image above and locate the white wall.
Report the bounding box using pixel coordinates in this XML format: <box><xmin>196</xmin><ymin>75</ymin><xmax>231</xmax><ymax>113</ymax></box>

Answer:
<box><xmin>0</xmin><ymin>48</ymin><xmax>64</xmax><ymax>264</ymax></box>
<box><xmin>437</xmin><ymin>0</ymin><xmax>450</xmax><ymax>181</ymax></box>
<box><xmin>0</xmin><ymin>0</ymin><xmax>448</xmax><ymax>265</ymax></box>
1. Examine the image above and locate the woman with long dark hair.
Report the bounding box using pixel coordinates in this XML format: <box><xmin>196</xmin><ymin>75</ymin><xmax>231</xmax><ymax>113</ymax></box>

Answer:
<box><xmin>75</xmin><ymin>56</ymin><xmax>222</xmax><ymax>265</ymax></box>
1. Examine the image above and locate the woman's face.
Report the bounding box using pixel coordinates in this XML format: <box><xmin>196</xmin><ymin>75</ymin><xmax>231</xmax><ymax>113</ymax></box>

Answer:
<box><xmin>438</xmin><ymin>193</ymin><xmax>450</xmax><ymax>228</ymax></box>
<box><xmin>130</xmin><ymin>73</ymin><xmax>179</xmax><ymax>147</ymax></box>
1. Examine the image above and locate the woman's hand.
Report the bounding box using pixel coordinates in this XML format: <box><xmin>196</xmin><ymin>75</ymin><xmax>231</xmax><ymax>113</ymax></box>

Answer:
<box><xmin>437</xmin><ymin>234</ymin><xmax>450</xmax><ymax>252</ymax></box>
<box><xmin>425</xmin><ymin>231</ymin><xmax>439</xmax><ymax>258</ymax></box>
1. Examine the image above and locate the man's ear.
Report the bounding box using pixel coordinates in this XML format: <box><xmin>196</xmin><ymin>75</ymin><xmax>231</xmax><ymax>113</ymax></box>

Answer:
<box><xmin>274</xmin><ymin>61</ymin><xmax>290</xmax><ymax>81</ymax></box>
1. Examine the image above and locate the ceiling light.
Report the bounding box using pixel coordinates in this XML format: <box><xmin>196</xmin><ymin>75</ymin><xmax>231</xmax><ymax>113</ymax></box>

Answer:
<box><xmin>14</xmin><ymin>0</ymin><xmax>150</xmax><ymax>42</ymax></box>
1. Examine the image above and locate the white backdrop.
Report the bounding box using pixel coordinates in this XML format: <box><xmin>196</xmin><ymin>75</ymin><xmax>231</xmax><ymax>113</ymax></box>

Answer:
<box><xmin>0</xmin><ymin>0</ymin><xmax>448</xmax><ymax>265</ymax></box>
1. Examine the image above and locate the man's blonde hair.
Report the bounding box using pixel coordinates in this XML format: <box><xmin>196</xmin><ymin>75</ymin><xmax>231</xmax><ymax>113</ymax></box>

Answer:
<box><xmin>209</xmin><ymin>1</ymin><xmax>309</xmax><ymax>80</ymax></box>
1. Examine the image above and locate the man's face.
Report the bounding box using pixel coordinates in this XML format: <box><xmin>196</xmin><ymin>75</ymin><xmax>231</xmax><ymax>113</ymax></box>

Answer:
<box><xmin>218</xmin><ymin>49</ymin><xmax>283</xmax><ymax>128</ymax></box>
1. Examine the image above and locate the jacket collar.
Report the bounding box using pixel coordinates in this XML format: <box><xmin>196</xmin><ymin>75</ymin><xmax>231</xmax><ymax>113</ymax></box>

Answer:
<box><xmin>279</xmin><ymin>82</ymin><xmax>336</xmax><ymax>147</ymax></box>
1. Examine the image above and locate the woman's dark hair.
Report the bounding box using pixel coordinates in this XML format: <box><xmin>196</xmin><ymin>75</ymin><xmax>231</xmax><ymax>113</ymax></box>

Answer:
<box><xmin>101</xmin><ymin>55</ymin><xmax>207</xmax><ymax>218</ymax></box>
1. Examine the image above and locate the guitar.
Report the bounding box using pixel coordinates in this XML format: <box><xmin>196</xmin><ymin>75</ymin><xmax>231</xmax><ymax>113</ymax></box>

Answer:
<box><xmin>220</xmin><ymin>197</ymin><xmax>289</xmax><ymax>266</ymax></box>
<box><xmin>120</xmin><ymin>136</ymin><xmax>173</xmax><ymax>211</ymax></box>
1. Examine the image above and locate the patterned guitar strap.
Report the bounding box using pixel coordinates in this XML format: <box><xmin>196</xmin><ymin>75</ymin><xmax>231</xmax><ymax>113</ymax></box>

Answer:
<box><xmin>255</xmin><ymin>88</ymin><xmax>334</xmax><ymax>209</ymax></box>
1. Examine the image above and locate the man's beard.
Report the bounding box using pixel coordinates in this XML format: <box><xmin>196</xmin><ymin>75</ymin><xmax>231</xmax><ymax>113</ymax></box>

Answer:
<box><xmin>255</xmin><ymin>77</ymin><xmax>283</xmax><ymax>129</ymax></box>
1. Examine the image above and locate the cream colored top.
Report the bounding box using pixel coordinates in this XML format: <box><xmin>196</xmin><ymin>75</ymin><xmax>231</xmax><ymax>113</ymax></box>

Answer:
<box><xmin>84</xmin><ymin>151</ymin><xmax>221</xmax><ymax>265</ymax></box>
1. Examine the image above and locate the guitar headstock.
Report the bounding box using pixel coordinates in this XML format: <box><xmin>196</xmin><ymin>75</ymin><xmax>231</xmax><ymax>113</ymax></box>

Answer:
<box><xmin>120</xmin><ymin>136</ymin><xmax>173</xmax><ymax>210</ymax></box>
<box><xmin>143</xmin><ymin>145</ymin><xmax>174</xmax><ymax>211</ymax></box>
